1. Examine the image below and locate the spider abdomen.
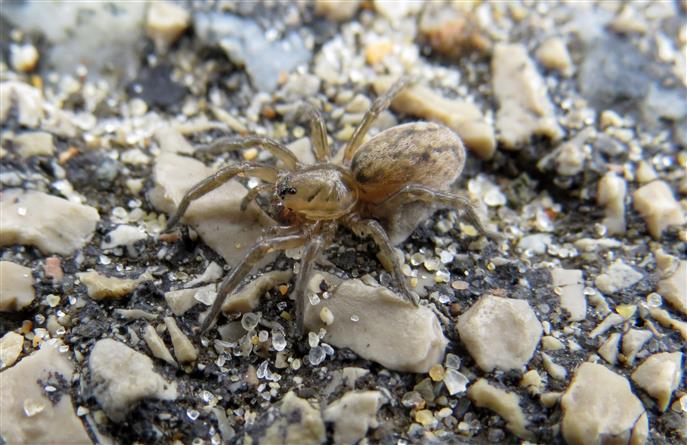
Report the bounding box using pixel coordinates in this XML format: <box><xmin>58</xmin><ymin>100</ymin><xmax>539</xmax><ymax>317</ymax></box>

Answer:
<box><xmin>351</xmin><ymin>122</ymin><xmax>466</xmax><ymax>204</ymax></box>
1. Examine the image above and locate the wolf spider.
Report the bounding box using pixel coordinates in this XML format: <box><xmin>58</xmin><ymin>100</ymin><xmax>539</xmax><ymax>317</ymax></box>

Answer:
<box><xmin>164</xmin><ymin>78</ymin><xmax>489</xmax><ymax>335</ymax></box>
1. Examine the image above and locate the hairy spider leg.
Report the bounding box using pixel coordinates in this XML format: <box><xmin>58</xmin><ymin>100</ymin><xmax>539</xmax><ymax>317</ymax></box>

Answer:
<box><xmin>306</xmin><ymin>105</ymin><xmax>331</xmax><ymax>162</ymax></box>
<box><xmin>291</xmin><ymin>234</ymin><xmax>329</xmax><ymax>334</ymax></box>
<box><xmin>196</xmin><ymin>135</ymin><xmax>300</xmax><ymax>170</ymax></box>
<box><xmin>164</xmin><ymin>163</ymin><xmax>278</xmax><ymax>232</ymax></box>
<box><xmin>200</xmin><ymin>232</ymin><xmax>308</xmax><ymax>333</ymax></box>
<box><xmin>342</xmin><ymin>76</ymin><xmax>412</xmax><ymax>164</ymax></box>
<box><xmin>344</xmin><ymin>215</ymin><xmax>420</xmax><ymax>306</ymax></box>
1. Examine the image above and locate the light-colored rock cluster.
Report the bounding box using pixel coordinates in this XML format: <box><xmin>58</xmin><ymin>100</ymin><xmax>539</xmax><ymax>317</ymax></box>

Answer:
<box><xmin>561</xmin><ymin>362</ymin><xmax>648</xmax><ymax>445</ymax></box>
<box><xmin>323</xmin><ymin>391</ymin><xmax>384</xmax><ymax>445</ymax></box>
<box><xmin>303</xmin><ymin>273</ymin><xmax>447</xmax><ymax>373</ymax></box>
<box><xmin>0</xmin><ymin>261</ymin><xmax>35</xmax><ymax>311</ymax></box>
<box><xmin>89</xmin><ymin>339</ymin><xmax>177</xmax><ymax>421</ymax></box>
<box><xmin>457</xmin><ymin>294</ymin><xmax>542</xmax><ymax>372</ymax></box>
<box><xmin>633</xmin><ymin>180</ymin><xmax>685</xmax><ymax>239</ymax></box>
<box><xmin>142</xmin><ymin>323</ymin><xmax>177</xmax><ymax>367</ymax></box>
<box><xmin>0</xmin><ymin>343</ymin><xmax>92</xmax><ymax>444</ymax></box>
<box><xmin>0</xmin><ymin>189</ymin><xmax>99</xmax><ymax>255</ymax></box>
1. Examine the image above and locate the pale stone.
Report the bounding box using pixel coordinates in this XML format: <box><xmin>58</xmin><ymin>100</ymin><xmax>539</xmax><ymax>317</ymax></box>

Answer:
<box><xmin>595</xmin><ymin>259</ymin><xmax>642</xmax><ymax>294</ymax></box>
<box><xmin>561</xmin><ymin>362</ymin><xmax>648</xmax><ymax>445</ymax></box>
<box><xmin>13</xmin><ymin>131</ymin><xmax>54</xmax><ymax>157</ymax></box>
<box><xmin>0</xmin><ymin>261</ymin><xmax>35</xmax><ymax>311</ymax></box>
<box><xmin>323</xmin><ymin>391</ymin><xmax>384</xmax><ymax>445</ymax></box>
<box><xmin>146</xmin><ymin>0</ymin><xmax>190</xmax><ymax>53</ymax></box>
<box><xmin>149</xmin><ymin>128</ymin><xmax>272</xmax><ymax>267</ymax></box>
<box><xmin>492</xmin><ymin>43</ymin><xmax>563</xmax><ymax>149</ymax></box>
<box><xmin>315</xmin><ymin>0</ymin><xmax>361</xmax><ymax>21</ymax></box>
<box><xmin>633</xmin><ymin>180</ymin><xmax>685</xmax><ymax>239</ymax></box>
<box><xmin>89</xmin><ymin>339</ymin><xmax>177</xmax><ymax>421</ymax></box>
<box><xmin>468</xmin><ymin>378</ymin><xmax>535</xmax><ymax>441</ymax></box>
<box><xmin>621</xmin><ymin>329</ymin><xmax>653</xmax><ymax>366</ymax></box>
<box><xmin>635</xmin><ymin>161</ymin><xmax>657</xmax><ymax>184</ymax></box>
<box><xmin>303</xmin><ymin>273</ymin><xmax>447</xmax><ymax>373</ymax></box>
<box><xmin>164</xmin><ymin>317</ymin><xmax>197</xmax><ymax>363</ymax></box>
<box><xmin>165</xmin><ymin>283</ymin><xmax>216</xmax><ymax>316</ymax></box>
<box><xmin>517</xmin><ymin>233</ymin><xmax>552</xmax><ymax>254</ymax></box>
<box><xmin>0</xmin><ymin>81</ymin><xmax>44</xmax><ymax>127</ymax></box>
<box><xmin>457</xmin><ymin>294</ymin><xmax>542</xmax><ymax>372</ymax></box>
<box><xmin>520</xmin><ymin>369</ymin><xmax>542</xmax><ymax>394</ymax></box>
<box><xmin>372</xmin><ymin>77</ymin><xmax>496</xmax><ymax>159</ymax></box>
<box><xmin>77</xmin><ymin>270</ymin><xmax>148</xmax><ymax>301</ymax></box>
<box><xmin>597</xmin><ymin>172</ymin><xmax>627</xmax><ymax>235</ymax></box>
<box><xmin>0</xmin><ymin>189</ymin><xmax>99</xmax><ymax>256</ymax></box>
<box><xmin>114</xmin><ymin>308</ymin><xmax>157</xmax><ymax>321</ymax></box>
<box><xmin>542</xmin><ymin>352</ymin><xmax>567</xmax><ymax>380</ymax></box>
<box><xmin>142</xmin><ymin>323</ymin><xmax>177</xmax><ymax>367</ymax></box>
<box><xmin>589</xmin><ymin>313</ymin><xmax>625</xmax><ymax>338</ymax></box>
<box><xmin>536</xmin><ymin>37</ymin><xmax>573</xmax><ymax>76</ymax></box>
<box><xmin>261</xmin><ymin>391</ymin><xmax>326</xmax><ymax>445</ymax></box>
<box><xmin>0</xmin><ymin>342</ymin><xmax>92</xmax><ymax>444</ymax></box>
<box><xmin>650</xmin><ymin>308</ymin><xmax>687</xmax><ymax>341</ymax></box>
<box><xmin>222</xmin><ymin>270</ymin><xmax>293</xmax><ymax>314</ymax></box>
<box><xmin>541</xmin><ymin>335</ymin><xmax>565</xmax><ymax>351</ymax></box>
<box><xmin>101</xmin><ymin>225</ymin><xmax>147</xmax><ymax>250</ymax></box>
<box><xmin>551</xmin><ymin>268</ymin><xmax>586</xmax><ymax>321</ymax></box>
<box><xmin>342</xmin><ymin>367</ymin><xmax>369</xmax><ymax>389</ymax></box>
<box><xmin>0</xmin><ymin>331</ymin><xmax>24</xmax><ymax>369</ymax></box>
<box><xmin>631</xmin><ymin>352</ymin><xmax>683</xmax><ymax>412</ymax></box>
<box><xmin>9</xmin><ymin>43</ymin><xmax>39</xmax><ymax>72</ymax></box>
<box><xmin>186</xmin><ymin>261</ymin><xmax>224</xmax><ymax>287</ymax></box>
<box><xmin>598</xmin><ymin>332</ymin><xmax>621</xmax><ymax>365</ymax></box>
<box><xmin>373</xmin><ymin>0</ymin><xmax>423</xmax><ymax>21</ymax></box>
<box><xmin>657</xmin><ymin>260</ymin><xmax>687</xmax><ymax>316</ymax></box>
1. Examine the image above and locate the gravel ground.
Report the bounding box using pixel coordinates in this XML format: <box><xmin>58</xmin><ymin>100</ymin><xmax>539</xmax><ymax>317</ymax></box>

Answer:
<box><xmin>1</xmin><ymin>1</ymin><xmax>686</xmax><ymax>445</ymax></box>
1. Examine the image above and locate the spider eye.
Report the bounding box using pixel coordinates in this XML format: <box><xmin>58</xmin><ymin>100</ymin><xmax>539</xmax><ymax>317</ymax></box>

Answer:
<box><xmin>287</xmin><ymin>187</ymin><xmax>297</xmax><ymax>195</ymax></box>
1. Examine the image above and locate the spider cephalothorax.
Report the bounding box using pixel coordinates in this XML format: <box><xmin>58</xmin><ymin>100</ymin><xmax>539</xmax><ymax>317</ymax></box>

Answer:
<box><xmin>163</xmin><ymin>77</ymin><xmax>489</xmax><ymax>334</ymax></box>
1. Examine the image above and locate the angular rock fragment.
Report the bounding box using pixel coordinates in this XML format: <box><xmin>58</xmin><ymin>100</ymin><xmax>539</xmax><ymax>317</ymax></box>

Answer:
<box><xmin>323</xmin><ymin>391</ymin><xmax>384</xmax><ymax>445</ymax></box>
<box><xmin>0</xmin><ymin>81</ymin><xmax>44</xmax><ymax>127</ymax></box>
<box><xmin>598</xmin><ymin>333</ymin><xmax>621</xmax><ymax>365</ymax></box>
<box><xmin>621</xmin><ymin>329</ymin><xmax>652</xmax><ymax>366</ymax></box>
<box><xmin>550</xmin><ymin>268</ymin><xmax>586</xmax><ymax>321</ymax></box>
<box><xmin>142</xmin><ymin>323</ymin><xmax>177</xmax><ymax>367</ymax></box>
<box><xmin>303</xmin><ymin>273</ymin><xmax>447</xmax><ymax>373</ymax></box>
<box><xmin>457</xmin><ymin>294</ymin><xmax>542</xmax><ymax>372</ymax></box>
<box><xmin>492</xmin><ymin>43</ymin><xmax>563</xmax><ymax>148</ymax></box>
<box><xmin>0</xmin><ymin>189</ymin><xmax>99</xmax><ymax>255</ymax></box>
<box><xmin>536</xmin><ymin>37</ymin><xmax>573</xmax><ymax>76</ymax></box>
<box><xmin>145</xmin><ymin>0</ymin><xmax>190</xmax><ymax>53</ymax></box>
<box><xmin>101</xmin><ymin>225</ymin><xmax>147</xmax><ymax>250</ymax></box>
<box><xmin>657</xmin><ymin>259</ymin><xmax>687</xmax><ymax>316</ymax></box>
<box><xmin>259</xmin><ymin>391</ymin><xmax>325</xmax><ymax>445</ymax></box>
<box><xmin>89</xmin><ymin>339</ymin><xmax>177</xmax><ymax>421</ymax></box>
<box><xmin>633</xmin><ymin>180</ymin><xmax>685</xmax><ymax>239</ymax></box>
<box><xmin>13</xmin><ymin>131</ymin><xmax>55</xmax><ymax>157</ymax></box>
<box><xmin>419</xmin><ymin>3</ymin><xmax>490</xmax><ymax>59</ymax></box>
<box><xmin>165</xmin><ymin>284</ymin><xmax>216</xmax><ymax>316</ymax></box>
<box><xmin>222</xmin><ymin>270</ymin><xmax>293</xmax><ymax>314</ymax></box>
<box><xmin>0</xmin><ymin>331</ymin><xmax>24</xmax><ymax>369</ymax></box>
<box><xmin>77</xmin><ymin>270</ymin><xmax>149</xmax><ymax>300</ymax></box>
<box><xmin>597</xmin><ymin>171</ymin><xmax>627</xmax><ymax>235</ymax></box>
<box><xmin>468</xmin><ymin>379</ymin><xmax>535</xmax><ymax>441</ymax></box>
<box><xmin>595</xmin><ymin>259</ymin><xmax>642</xmax><ymax>294</ymax></box>
<box><xmin>631</xmin><ymin>352</ymin><xmax>683</xmax><ymax>412</ymax></box>
<box><xmin>164</xmin><ymin>317</ymin><xmax>197</xmax><ymax>363</ymax></box>
<box><xmin>0</xmin><ymin>342</ymin><xmax>92</xmax><ymax>444</ymax></box>
<box><xmin>561</xmin><ymin>362</ymin><xmax>648</xmax><ymax>445</ymax></box>
<box><xmin>0</xmin><ymin>261</ymin><xmax>35</xmax><ymax>312</ymax></box>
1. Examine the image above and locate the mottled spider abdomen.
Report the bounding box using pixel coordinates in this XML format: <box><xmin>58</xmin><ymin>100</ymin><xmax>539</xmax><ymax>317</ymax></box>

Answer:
<box><xmin>351</xmin><ymin>122</ymin><xmax>466</xmax><ymax>204</ymax></box>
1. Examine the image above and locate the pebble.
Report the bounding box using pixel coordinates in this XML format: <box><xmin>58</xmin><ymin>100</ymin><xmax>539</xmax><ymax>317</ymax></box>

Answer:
<box><xmin>550</xmin><ymin>268</ymin><xmax>587</xmax><ymax>321</ymax></box>
<box><xmin>323</xmin><ymin>391</ymin><xmax>384</xmax><ymax>444</ymax></box>
<box><xmin>541</xmin><ymin>352</ymin><xmax>567</xmax><ymax>381</ymax></box>
<box><xmin>631</xmin><ymin>352</ymin><xmax>683</xmax><ymax>412</ymax></box>
<box><xmin>185</xmin><ymin>262</ymin><xmax>224</xmax><ymax>288</ymax></box>
<box><xmin>260</xmin><ymin>391</ymin><xmax>325</xmax><ymax>445</ymax></box>
<box><xmin>0</xmin><ymin>342</ymin><xmax>92</xmax><ymax>443</ymax></box>
<box><xmin>418</xmin><ymin>3</ymin><xmax>490</xmax><ymax>59</ymax></box>
<box><xmin>0</xmin><ymin>81</ymin><xmax>44</xmax><ymax>127</ymax></box>
<box><xmin>589</xmin><ymin>313</ymin><xmax>626</xmax><ymax>339</ymax></box>
<box><xmin>101</xmin><ymin>225</ymin><xmax>147</xmax><ymax>250</ymax></box>
<box><xmin>373</xmin><ymin>0</ymin><xmax>423</xmax><ymax>20</ymax></box>
<box><xmin>0</xmin><ymin>189</ymin><xmax>99</xmax><ymax>256</ymax></box>
<box><xmin>621</xmin><ymin>329</ymin><xmax>653</xmax><ymax>366</ymax></box>
<box><xmin>657</xmin><ymin>259</ymin><xmax>687</xmax><ymax>316</ymax></box>
<box><xmin>443</xmin><ymin>368</ymin><xmax>469</xmax><ymax>395</ymax></box>
<box><xmin>145</xmin><ymin>0</ymin><xmax>190</xmax><ymax>53</ymax></box>
<box><xmin>633</xmin><ymin>180</ymin><xmax>685</xmax><ymax>239</ymax></box>
<box><xmin>541</xmin><ymin>335</ymin><xmax>565</xmax><ymax>351</ymax></box>
<box><xmin>303</xmin><ymin>273</ymin><xmax>448</xmax><ymax>373</ymax></box>
<box><xmin>150</xmin><ymin>128</ymin><xmax>272</xmax><ymax>266</ymax></box>
<box><xmin>0</xmin><ymin>331</ymin><xmax>24</xmax><ymax>369</ymax></box>
<box><xmin>77</xmin><ymin>270</ymin><xmax>148</xmax><ymax>301</ymax></box>
<box><xmin>517</xmin><ymin>233</ymin><xmax>552</xmax><ymax>255</ymax></box>
<box><xmin>467</xmin><ymin>379</ymin><xmax>535</xmax><ymax>441</ymax></box>
<box><xmin>164</xmin><ymin>317</ymin><xmax>198</xmax><ymax>363</ymax></box>
<box><xmin>89</xmin><ymin>339</ymin><xmax>177</xmax><ymax>422</ymax></box>
<box><xmin>142</xmin><ymin>323</ymin><xmax>177</xmax><ymax>367</ymax></box>
<box><xmin>314</xmin><ymin>0</ymin><xmax>361</xmax><ymax>22</ymax></box>
<box><xmin>372</xmin><ymin>77</ymin><xmax>496</xmax><ymax>159</ymax></box>
<box><xmin>635</xmin><ymin>161</ymin><xmax>658</xmax><ymax>184</ymax></box>
<box><xmin>164</xmin><ymin>284</ymin><xmax>216</xmax><ymax>316</ymax></box>
<box><xmin>598</xmin><ymin>332</ymin><xmax>622</xmax><ymax>365</ymax></box>
<box><xmin>520</xmin><ymin>370</ymin><xmax>542</xmax><ymax>394</ymax></box>
<box><xmin>9</xmin><ymin>43</ymin><xmax>39</xmax><ymax>72</ymax></box>
<box><xmin>649</xmin><ymin>308</ymin><xmax>687</xmax><ymax>341</ymax></box>
<box><xmin>597</xmin><ymin>172</ymin><xmax>628</xmax><ymax>235</ymax></box>
<box><xmin>535</xmin><ymin>37</ymin><xmax>573</xmax><ymax>76</ymax></box>
<box><xmin>560</xmin><ymin>362</ymin><xmax>648</xmax><ymax>445</ymax></box>
<box><xmin>342</xmin><ymin>367</ymin><xmax>369</xmax><ymax>389</ymax></box>
<box><xmin>457</xmin><ymin>294</ymin><xmax>542</xmax><ymax>372</ymax></box>
<box><xmin>12</xmin><ymin>131</ymin><xmax>55</xmax><ymax>157</ymax></box>
<box><xmin>492</xmin><ymin>43</ymin><xmax>563</xmax><ymax>149</ymax></box>
<box><xmin>221</xmin><ymin>270</ymin><xmax>293</xmax><ymax>315</ymax></box>
<box><xmin>0</xmin><ymin>261</ymin><xmax>35</xmax><ymax>312</ymax></box>
<box><xmin>595</xmin><ymin>259</ymin><xmax>643</xmax><ymax>294</ymax></box>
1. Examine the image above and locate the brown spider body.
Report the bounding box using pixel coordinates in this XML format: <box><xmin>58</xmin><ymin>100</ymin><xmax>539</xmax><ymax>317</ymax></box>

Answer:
<box><xmin>163</xmin><ymin>78</ymin><xmax>489</xmax><ymax>335</ymax></box>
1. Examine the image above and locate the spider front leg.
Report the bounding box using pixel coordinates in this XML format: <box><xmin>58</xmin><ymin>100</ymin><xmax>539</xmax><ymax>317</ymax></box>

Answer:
<box><xmin>292</xmin><ymin>235</ymin><xmax>328</xmax><ymax>334</ymax></box>
<box><xmin>240</xmin><ymin>183</ymin><xmax>272</xmax><ymax>212</ymax></box>
<box><xmin>164</xmin><ymin>163</ymin><xmax>277</xmax><ymax>232</ymax></box>
<box><xmin>344</xmin><ymin>215</ymin><xmax>419</xmax><ymax>306</ymax></box>
<box><xmin>200</xmin><ymin>232</ymin><xmax>307</xmax><ymax>334</ymax></box>
<box><xmin>196</xmin><ymin>135</ymin><xmax>300</xmax><ymax>170</ymax></box>
<box><xmin>305</xmin><ymin>105</ymin><xmax>331</xmax><ymax>162</ymax></box>
<box><xmin>379</xmin><ymin>184</ymin><xmax>493</xmax><ymax>238</ymax></box>
<box><xmin>343</xmin><ymin>76</ymin><xmax>413</xmax><ymax>163</ymax></box>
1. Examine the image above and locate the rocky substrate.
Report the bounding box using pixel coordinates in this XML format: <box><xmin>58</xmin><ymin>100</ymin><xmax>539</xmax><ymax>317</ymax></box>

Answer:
<box><xmin>1</xmin><ymin>1</ymin><xmax>686</xmax><ymax>444</ymax></box>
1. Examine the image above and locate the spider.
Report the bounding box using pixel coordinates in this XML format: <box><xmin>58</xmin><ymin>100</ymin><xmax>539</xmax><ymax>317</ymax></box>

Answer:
<box><xmin>163</xmin><ymin>78</ymin><xmax>489</xmax><ymax>335</ymax></box>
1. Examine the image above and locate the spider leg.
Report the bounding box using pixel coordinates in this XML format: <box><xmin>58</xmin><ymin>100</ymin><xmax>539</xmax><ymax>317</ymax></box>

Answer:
<box><xmin>200</xmin><ymin>231</ymin><xmax>307</xmax><ymax>334</ymax></box>
<box><xmin>292</xmin><ymin>235</ymin><xmax>328</xmax><ymax>334</ymax></box>
<box><xmin>344</xmin><ymin>216</ymin><xmax>419</xmax><ymax>306</ymax></box>
<box><xmin>343</xmin><ymin>76</ymin><xmax>412</xmax><ymax>164</ymax></box>
<box><xmin>305</xmin><ymin>105</ymin><xmax>331</xmax><ymax>162</ymax></box>
<box><xmin>239</xmin><ymin>183</ymin><xmax>272</xmax><ymax>212</ymax></box>
<box><xmin>378</xmin><ymin>184</ymin><xmax>492</xmax><ymax>238</ymax></box>
<box><xmin>164</xmin><ymin>162</ymin><xmax>278</xmax><ymax>233</ymax></box>
<box><xmin>196</xmin><ymin>135</ymin><xmax>300</xmax><ymax>170</ymax></box>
